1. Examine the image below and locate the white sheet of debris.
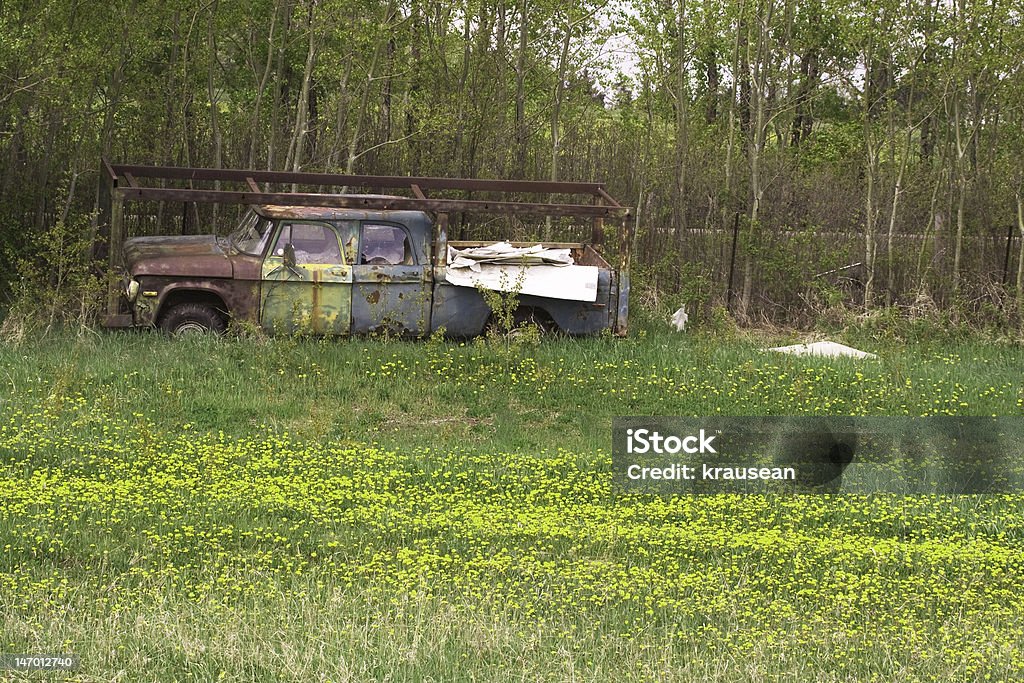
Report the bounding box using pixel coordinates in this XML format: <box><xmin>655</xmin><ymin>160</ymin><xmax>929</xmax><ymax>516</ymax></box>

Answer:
<box><xmin>448</xmin><ymin>242</ymin><xmax>575</xmax><ymax>270</ymax></box>
<box><xmin>765</xmin><ymin>341</ymin><xmax>878</xmax><ymax>359</ymax></box>
<box><xmin>671</xmin><ymin>306</ymin><xmax>689</xmax><ymax>331</ymax></box>
<box><xmin>445</xmin><ymin>242</ymin><xmax>599</xmax><ymax>302</ymax></box>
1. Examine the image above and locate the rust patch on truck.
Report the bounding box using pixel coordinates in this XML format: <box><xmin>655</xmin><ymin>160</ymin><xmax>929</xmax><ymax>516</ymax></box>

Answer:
<box><xmin>125</xmin><ymin>235</ymin><xmax>233</xmax><ymax>277</ymax></box>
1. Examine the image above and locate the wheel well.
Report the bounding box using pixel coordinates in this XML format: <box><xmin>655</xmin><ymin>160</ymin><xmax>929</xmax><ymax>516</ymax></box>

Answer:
<box><xmin>503</xmin><ymin>305</ymin><xmax>556</xmax><ymax>332</ymax></box>
<box><xmin>516</xmin><ymin>305</ymin><xmax>554</xmax><ymax>323</ymax></box>
<box><xmin>158</xmin><ymin>289</ymin><xmax>229</xmax><ymax>322</ymax></box>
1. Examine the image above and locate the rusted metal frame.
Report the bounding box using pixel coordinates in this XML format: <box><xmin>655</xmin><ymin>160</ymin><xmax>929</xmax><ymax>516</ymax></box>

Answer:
<box><xmin>597</xmin><ymin>187</ymin><xmax>620</xmax><ymax>207</ymax></box>
<box><xmin>94</xmin><ymin>161</ymin><xmax>116</xmax><ymax>265</ymax></box>
<box><xmin>109</xmin><ymin>162</ymin><xmax>606</xmax><ymax>196</ymax></box>
<box><xmin>116</xmin><ymin>186</ymin><xmax>629</xmax><ymax>219</ymax></box>
<box><xmin>106</xmin><ymin>186</ymin><xmax>126</xmax><ymax>319</ymax></box>
<box><xmin>102</xmin><ymin>158</ymin><xmax>119</xmax><ymax>183</ymax></box>
<box><xmin>429</xmin><ymin>212</ymin><xmax>450</xmax><ymax>333</ymax></box>
<box><xmin>97</xmin><ymin>161</ymin><xmax>126</xmax><ymax>320</ymax></box>
<box><xmin>434</xmin><ymin>213</ymin><xmax>449</xmax><ymax>270</ymax></box>
<box><xmin>591</xmin><ymin>196</ymin><xmax>605</xmax><ymax>248</ymax></box>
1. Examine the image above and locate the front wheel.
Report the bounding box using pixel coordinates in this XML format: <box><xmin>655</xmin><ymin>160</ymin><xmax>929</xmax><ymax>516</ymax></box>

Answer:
<box><xmin>159</xmin><ymin>303</ymin><xmax>227</xmax><ymax>336</ymax></box>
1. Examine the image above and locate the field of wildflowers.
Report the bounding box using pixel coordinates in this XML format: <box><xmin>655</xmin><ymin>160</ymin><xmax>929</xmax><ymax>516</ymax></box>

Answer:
<box><xmin>1</xmin><ymin>332</ymin><xmax>1022</xmax><ymax>681</ymax></box>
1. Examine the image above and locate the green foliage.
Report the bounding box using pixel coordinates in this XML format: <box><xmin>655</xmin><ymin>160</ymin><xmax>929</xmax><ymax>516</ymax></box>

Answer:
<box><xmin>1</xmin><ymin>0</ymin><xmax>1023</xmax><ymax>329</ymax></box>
<box><xmin>475</xmin><ymin>266</ymin><xmax>542</xmax><ymax>352</ymax></box>
<box><xmin>800</xmin><ymin>121</ymin><xmax>861</xmax><ymax>169</ymax></box>
<box><xmin>814</xmin><ymin>290</ymin><xmax>1024</xmax><ymax>347</ymax></box>
<box><xmin>477</xmin><ymin>270</ymin><xmax>523</xmax><ymax>339</ymax></box>
<box><xmin>1</xmin><ymin>215</ymin><xmax>103</xmax><ymax>342</ymax></box>
<box><xmin>700</xmin><ymin>304</ymin><xmax>737</xmax><ymax>338</ymax></box>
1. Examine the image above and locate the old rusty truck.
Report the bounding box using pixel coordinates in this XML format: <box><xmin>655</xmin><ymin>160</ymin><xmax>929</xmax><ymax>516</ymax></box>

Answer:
<box><xmin>97</xmin><ymin>161</ymin><xmax>633</xmax><ymax>337</ymax></box>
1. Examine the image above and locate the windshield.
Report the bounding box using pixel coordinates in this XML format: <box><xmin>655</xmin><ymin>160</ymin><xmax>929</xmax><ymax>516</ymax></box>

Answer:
<box><xmin>228</xmin><ymin>210</ymin><xmax>274</xmax><ymax>255</ymax></box>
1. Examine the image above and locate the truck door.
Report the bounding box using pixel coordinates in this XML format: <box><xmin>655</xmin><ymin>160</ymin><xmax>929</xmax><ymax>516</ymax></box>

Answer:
<box><xmin>350</xmin><ymin>222</ymin><xmax>430</xmax><ymax>336</ymax></box>
<box><xmin>260</xmin><ymin>221</ymin><xmax>352</xmax><ymax>335</ymax></box>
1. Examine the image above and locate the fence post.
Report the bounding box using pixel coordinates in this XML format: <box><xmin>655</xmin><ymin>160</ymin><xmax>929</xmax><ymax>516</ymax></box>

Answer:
<box><xmin>1002</xmin><ymin>222</ymin><xmax>1014</xmax><ymax>288</ymax></box>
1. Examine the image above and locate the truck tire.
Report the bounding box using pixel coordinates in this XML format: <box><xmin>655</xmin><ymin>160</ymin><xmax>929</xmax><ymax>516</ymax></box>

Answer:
<box><xmin>514</xmin><ymin>307</ymin><xmax>555</xmax><ymax>335</ymax></box>
<box><xmin>486</xmin><ymin>306</ymin><xmax>555</xmax><ymax>338</ymax></box>
<box><xmin>159</xmin><ymin>303</ymin><xmax>227</xmax><ymax>336</ymax></box>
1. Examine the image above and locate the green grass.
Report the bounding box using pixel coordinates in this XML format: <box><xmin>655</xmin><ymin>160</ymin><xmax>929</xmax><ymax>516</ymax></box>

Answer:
<box><xmin>1</xmin><ymin>329</ymin><xmax>1023</xmax><ymax>681</ymax></box>
<box><xmin>2</xmin><ymin>329</ymin><xmax>1021</xmax><ymax>450</ymax></box>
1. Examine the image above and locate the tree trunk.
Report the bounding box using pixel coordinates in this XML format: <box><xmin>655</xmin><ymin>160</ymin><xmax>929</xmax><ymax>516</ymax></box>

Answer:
<box><xmin>674</xmin><ymin>0</ymin><xmax>689</xmax><ymax>239</ymax></box>
<box><xmin>249</xmin><ymin>1</ymin><xmax>279</xmax><ymax>169</ymax></box>
<box><xmin>864</xmin><ymin>140</ymin><xmax>877</xmax><ymax>310</ymax></box>
<box><xmin>916</xmin><ymin>144</ymin><xmax>946</xmax><ymax>295</ymax></box>
<box><xmin>286</xmin><ymin>2</ymin><xmax>317</xmax><ymax>179</ymax></box>
<box><xmin>951</xmin><ymin>94</ymin><xmax>967</xmax><ymax>298</ymax></box>
<box><xmin>740</xmin><ymin>0</ymin><xmax>773</xmax><ymax>321</ymax></box>
<box><xmin>346</xmin><ymin>0</ymin><xmax>393</xmax><ymax>175</ymax></box>
<box><xmin>790</xmin><ymin>47</ymin><xmax>817</xmax><ymax>146</ymax></box>
<box><xmin>862</xmin><ymin>36</ymin><xmax>878</xmax><ymax>310</ymax></box>
<box><xmin>1016</xmin><ymin>192</ymin><xmax>1024</xmax><ymax>312</ymax></box>
<box><xmin>453</xmin><ymin>0</ymin><xmax>473</xmax><ymax>178</ymax></box>
<box><xmin>885</xmin><ymin>117</ymin><xmax>912</xmax><ymax>305</ymax></box>
<box><xmin>723</xmin><ymin>10</ymin><xmax>741</xmax><ymax>220</ymax></box>
<box><xmin>207</xmin><ymin>0</ymin><xmax>222</xmax><ymax>227</ymax></box>
<box><xmin>737</xmin><ymin>14</ymin><xmax>751</xmax><ymax>136</ymax></box>
<box><xmin>515</xmin><ymin>0</ymin><xmax>529</xmax><ymax>177</ymax></box>
<box><xmin>406</xmin><ymin>0</ymin><xmax>423</xmax><ymax>174</ymax></box>
<box><xmin>544</xmin><ymin>13</ymin><xmax>572</xmax><ymax>241</ymax></box>
<box><xmin>268</xmin><ymin>3</ymin><xmax>294</xmax><ymax>170</ymax></box>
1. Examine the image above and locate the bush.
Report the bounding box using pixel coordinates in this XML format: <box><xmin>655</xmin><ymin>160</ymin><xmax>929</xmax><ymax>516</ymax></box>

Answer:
<box><xmin>0</xmin><ymin>215</ymin><xmax>104</xmax><ymax>342</ymax></box>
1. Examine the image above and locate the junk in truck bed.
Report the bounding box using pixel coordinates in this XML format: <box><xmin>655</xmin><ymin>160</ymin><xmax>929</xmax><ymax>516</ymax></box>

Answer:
<box><xmin>445</xmin><ymin>242</ymin><xmax>600</xmax><ymax>302</ymax></box>
<box><xmin>96</xmin><ymin>160</ymin><xmax>633</xmax><ymax>337</ymax></box>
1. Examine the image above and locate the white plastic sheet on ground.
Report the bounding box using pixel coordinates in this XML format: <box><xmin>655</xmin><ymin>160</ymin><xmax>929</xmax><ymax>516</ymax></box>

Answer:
<box><xmin>764</xmin><ymin>341</ymin><xmax>878</xmax><ymax>359</ymax></box>
<box><xmin>671</xmin><ymin>306</ymin><xmax>689</xmax><ymax>331</ymax></box>
<box><xmin>445</xmin><ymin>242</ymin><xmax>599</xmax><ymax>302</ymax></box>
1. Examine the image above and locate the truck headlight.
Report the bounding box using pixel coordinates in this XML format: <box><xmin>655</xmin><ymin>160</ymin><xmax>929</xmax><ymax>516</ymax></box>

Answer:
<box><xmin>125</xmin><ymin>277</ymin><xmax>140</xmax><ymax>302</ymax></box>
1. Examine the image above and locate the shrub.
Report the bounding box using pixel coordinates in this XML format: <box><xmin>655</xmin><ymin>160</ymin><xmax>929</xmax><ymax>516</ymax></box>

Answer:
<box><xmin>1</xmin><ymin>215</ymin><xmax>104</xmax><ymax>342</ymax></box>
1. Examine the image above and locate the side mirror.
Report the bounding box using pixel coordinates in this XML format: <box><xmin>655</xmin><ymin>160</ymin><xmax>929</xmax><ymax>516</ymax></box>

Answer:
<box><xmin>283</xmin><ymin>242</ymin><xmax>297</xmax><ymax>269</ymax></box>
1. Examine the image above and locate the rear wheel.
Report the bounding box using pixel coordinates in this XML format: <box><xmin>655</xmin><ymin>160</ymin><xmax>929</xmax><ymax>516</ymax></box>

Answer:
<box><xmin>486</xmin><ymin>306</ymin><xmax>555</xmax><ymax>338</ymax></box>
<box><xmin>514</xmin><ymin>307</ymin><xmax>556</xmax><ymax>335</ymax></box>
<box><xmin>159</xmin><ymin>303</ymin><xmax>227</xmax><ymax>336</ymax></box>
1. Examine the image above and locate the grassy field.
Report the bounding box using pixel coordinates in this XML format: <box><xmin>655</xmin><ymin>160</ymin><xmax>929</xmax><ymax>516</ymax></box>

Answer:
<box><xmin>1</xmin><ymin>328</ymin><xmax>1023</xmax><ymax>681</ymax></box>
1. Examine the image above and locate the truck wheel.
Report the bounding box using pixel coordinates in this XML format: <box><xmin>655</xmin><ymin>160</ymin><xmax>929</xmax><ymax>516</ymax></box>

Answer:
<box><xmin>486</xmin><ymin>307</ymin><xmax>555</xmax><ymax>338</ymax></box>
<box><xmin>159</xmin><ymin>303</ymin><xmax>227</xmax><ymax>336</ymax></box>
<box><xmin>515</xmin><ymin>307</ymin><xmax>556</xmax><ymax>334</ymax></box>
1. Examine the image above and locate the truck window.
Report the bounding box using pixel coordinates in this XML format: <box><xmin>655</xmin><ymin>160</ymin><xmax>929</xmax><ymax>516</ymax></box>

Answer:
<box><xmin>230</xmin><ymin>210</ymin><xmax>274</xmax><ymax>255</ymax></box>
<box><xmin>360</xmin><ymin>224</ymin><xmax>412</xmax><ymax>265</ymax></box>
<box><xmin>273</xmin><ymin>222</ymin><xmax>343</xmax><ymax>264</ymax></box>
